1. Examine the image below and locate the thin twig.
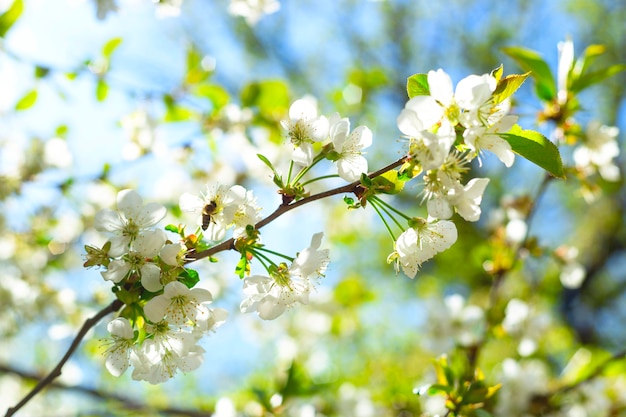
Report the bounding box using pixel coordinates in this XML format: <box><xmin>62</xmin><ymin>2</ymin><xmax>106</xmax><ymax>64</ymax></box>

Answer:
<box><xmin>5</xmin><ymin>299</ymin><xmax>124</xmax><ymax>417</ymax></box>
<box><xmin>0</xmin><ymin>363</ymin><xmax>212</xmax><ymax>416</ymax></box>
<box><xmin>187</xmin><ymin>156</ymin><xmax>407</xmax><ymax>263</ymax></box>
<box><xmin>6</xmin><ymin>155</ymin><xmax>408</xmax><ymax>415</ymax></box>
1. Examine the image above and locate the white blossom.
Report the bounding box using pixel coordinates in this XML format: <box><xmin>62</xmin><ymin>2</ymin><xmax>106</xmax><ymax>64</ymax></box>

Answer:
<box><xmin>329</xmin><ymin>115</ymin><xmax>372</xmax><ymax>182</ymax></box>
<box><xmin>228</xmin><ymin>0</ymin><xmax>280</xmax><ymax>25</ymax></box>
<box><xmin>281</xmin><ymin>97</ymin><xmax>329</xmax><ymax>166</ymax></box>
<box><xmin>389</xmin><ymin>219</ymin><xmax>457</xmax><ymax>278</ymax></box>
<box><xmin>179</xmin><ymin>184</ymin><xmax>246</xmax><ymax>240</ymax></box>
<box><xmin>103</xmin><ymin>318</ymin><xmax>136</xmax><ymax>377</ymax></box>
<box><xmin>144</xmin><ymin>281</ymin><xmax>215</xmax><ymax>325</ymax></box>
<box><xmin>240</xmin><ymin>233</ymin><xmax>329</xmax><ymax>320</ymax></box>
<box><xmin>573</xmin><ymin>121</ymin><xmax>621</xmax><ymax>181</ymax></box>
<box><xmin>94</xmin><ymin>189</ymin><xmax>167</xmax><ymax>257</ymax></box>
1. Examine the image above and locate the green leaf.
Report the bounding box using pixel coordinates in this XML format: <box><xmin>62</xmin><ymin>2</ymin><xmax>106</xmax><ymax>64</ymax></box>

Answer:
<box><xmin>569</xmin><ymin>64</ymin><xmax>626</xmax><ymax>94</ymax></box>
<box><xmin>179</xmin><ymin>268</ymin><xmax>200</xmax><ymax>288</ymax></box>
<box><xmin>572</xmin><ymin>44</ymin><xmax>606</xmax><ymax>80</ymax></box>
<box><xmin>502</xmin><ymin>46</ymin><xmax>556</xmax><ymax>101</ymax></box>
<box><xmin>490</xmin><ymin>64</ymin><xmax>504</xmax><ymax>83</ymax></box>
<box><xmin>195</xmin><ymin>84</ymin><xmax>229</xmax><ymax>113</ymax></box>
<box><xmin>0</xmin><ymin>0</ymin><xmax>23</xmax><ymax>37</ymax></box>
<box><xmin>96</xmin><ymin>78</ymin><xmax>108</xmax><ymax>101</ymax></box>
<box><xmin>241</xmin><ymin>80</ymin><xmax>290</xmax><ymax>118</ymax></box>
<box><xmin>406</xmin><ymin>73</ymin><xmax>430</xmax><ymax>98</ymax></box>
<box><xmin>102</xmin><ymin>37</ymin><xmax>123</xmax><ymax>58</ymax></box>
<box><xmin>164</xmin><ymin>224</ymin><xmax>180</xmax><ymax>234</ymax></box>
<box><xmin>500</xmin><ymin>125</ymin><xmax>565</xmax><ymax>178</ymax></box>
<box><xmin>34</xmin><ymin>66</ymin><xmax>50</xmax><ymax>79</ymax></box>
<box><xmin>235</xmin><ymin>256</ymin><xmax>249</xmax><ymax>279</ymax></box>
<box><xmin>163</xmin><ymin>94</ymin><xmax>196</xmax><ymax>122</ymax></box>
<box><xmin>491</xmin><ymin>71</ymin><xmax>530</xmax><ymax>104</ymax></box>
<box><xmin>15</xmin><ymin>89</ymin><xmax>37</xmax><ymax>110</ymax></box>
<box><xmin>371</xmin><ymin>170</ymin><xmax>405</xmax><ymax>194</ymax></box>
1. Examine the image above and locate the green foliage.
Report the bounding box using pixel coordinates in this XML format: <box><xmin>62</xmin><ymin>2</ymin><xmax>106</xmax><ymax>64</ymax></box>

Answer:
<box><xmin>14</xmin><ymin>89</ymin><xmax>37</xmax><ymax>110</ymax></box>
<box><xmin>491</xmin><ymin>71</ymin><xmax>530</xmax><ymax>104</ymax></box>
<box><xmin>500</xmin><ymin>125</ymin><xmax>565</xmax><ymax>178</ymax></box>
<box><xmin>178</xmin><ymin>268</ymin><xmax>200</xmax><ymax>288</ymax></box>
<box><xmin>102</xmin><ymin>37</ymin><xmax>123</xmax><ymax>59</ymax></box>
<box><xmin>406</xmin><ymin>73</ymin><xmax>430</xmax><ymax>98</ymax></box>
<box><xmin>96</xmin><ymin>78</ymin><xmax>109</xmax><ymax>101</ymax></box>
<box><xmin>502</xmin><ymin>46</ymin><xmax>557</xmax><ymax>101</ymax></box>
<box><xmin>0</xmin><ymin>0</ymin><xmax>22</xmax><ymax>37</ymax></box>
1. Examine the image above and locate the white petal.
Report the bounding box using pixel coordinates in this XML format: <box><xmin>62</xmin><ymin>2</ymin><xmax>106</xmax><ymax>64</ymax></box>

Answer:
<box><xmin>455</xmin><ymin>74</ymin><xmax>495</xmax><ymax>110</ymax></box>
<box><xmin>107</xmin><ymin>317</ymin><xmax>133</xmax><ymax>339</ymax></box>
<box><xmin>143</xmin><ymin>295</ymin><xmax>170</xmax><ymax>323</ymax></box>
<box><xmin>117</xmin><ymin>189</ymin><xmax>143</xmax><ymax>220</ymax></box>
<box><xmin>140</xmin><ymin>263</ymin><xmax>162</xmax><ymax>292</ymax></box>
<box><xmin>257</xmin><ymin>295</ymin><xmax>286</xmax><ymax>320</ymax></box>
<box><xmin>164</xmin><ymin>281</ymin><xmax>189</xmax><ymax>298</ymax></box>
<box><xmin>94</xmin><ymin>209</ymin><xmax>124</xmax><ymax>233</ymax></box>
<box><xmin>105</xmin><ymin>348</ymin><xmax>130</xmax><ymax>377</ymax></box>
<box><xmin>101</xmin><ymin>260</ymin><xmax>130</xmax><ymax>283</ymax></box>
<box><xmin>289</xmin><ymin>97</ymin><xmax>318</xmax><ymax>121</ymax></box>
<box><xmin>330</xmin><ymin>117</ymin><xmax>350</xmax><ymax>150</ymax></box>
<box><xmin>134</xmin><ymin>229</ymin><xmax>166</xmax><ymax>257</ymax></box>
<box><xmin>427</xmin><ymin>197</ymin><xmax>453</xmax><ymax>220</ymax></box>
<box><xmin>292</xmin><ymin>143</ymin><xmax>314</xmax><ymax>166</ymax></box>
<box><xmin>309</xmin><ymin>115</ymin><xmax>330</xmax><ymax>142</ymax></box>
<box><xmin>428</xmin><ymin>69</ymin><xmax>454</xmax><ymax>107</ymax></box>
<box><xmin>482</xmin><ymin>136</ymin><xmax>515</xmax><ymax>167</ymax></box>
<box><xmin>427</xmin><ymin>220</ymin><xmax>458</xmax><ymax>252</ymax></box>
<box><xmin>179</xmin><ymin>193</ymin><xmax>205</xmax><ymax>213</ymax></box>
<box><xmin>137</xmin><ymin>202</ymin><xmax>167</xmax><ymax>227</ymax></box>
<box><xmin>337</xmin><ymin>154</ymin><xmax>368</xmax><ymax>182</ymax></box>
<box><xmin>190</xmin><ymin>287</ymin><xmax>213</xmax><ymax>303</ymax></box>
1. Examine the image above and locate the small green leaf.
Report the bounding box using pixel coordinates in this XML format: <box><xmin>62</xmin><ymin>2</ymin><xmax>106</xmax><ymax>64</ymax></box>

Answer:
<box><xmin>163</xmin><ymin>94</ymin><xmax>196</xmax><ymax>122</ymax></box>
<box><xmin>491</xmin><ymin>71</ymin><xmax>530</xmax><ymax>104</ymax></box>
<box><xmin>572</xmin><ymin>44</ymin><xmax>606</xmax><ymax>80</ymax></box>
<box><xmin>102</xmin><ymin>37</ymin><xmax>123</xmax><ymax>58</ymax></box>
<box><xmin>500</xmin><ymin>125</ymin><xmax>565</xmax><ymax>178</ymax></box>
<box><xmin>406</xmin><ymin>73</ymin><xmax>430</xmax><ymax>98</ymax></box>
<box><xmin>96</xmin><ymin>78</ymin><xmax>108</xmax><ymax>101</ymax></box>
<box><xmin>179</xmin><ymin>268</ymin><xmax>200</xmax><ymax>288</ymax></box>
<box><xmin>55</xmin><ymin>124</ymin><xmax>68</xmax><ymax>137</ymax></box>
<box><xmin>502</xmin><ymin>46</ymin><xmax>556</xmax><ymax>101</ymax></box>
<box><xmin>569</xmin><ymin>64</ymin><xmax>626</xmax><ymax>94</ymax></box>
<box><xmin>371</xmin><ymin>170</ymin><xmax>405</xmax><ymax>194</ymax></box>
<box><xmin>0</xmin><ymin>0</ymin><xmax>23</xmax><ymax>38</ymax></box>
<box><xmin>490</xmin><ymin>64</ymin><xmax>504</xmax><ymax>83</ymax></box>
<box><xmin>15</xmin><ymin>89</ymin><xmax>37</xmax><ymax>110</ymax></box>
<box><xmin>195</xmin><ymin>84</ymin><xmax>229</xmax><ymax>113</ymax></box>
<box><xmin>235</xmin><ymin>256</ymin><xmax>249</xmax><ymax>279</ymax></box>
<box><xmin>34</xmin><ymin>65</ymin><xmax>50</xmax><ymax>78</ymax></box>
<box><xmin>164</xmin><ymin>224</ymin><xmax>180</xmax><ymax>234</ymax></box>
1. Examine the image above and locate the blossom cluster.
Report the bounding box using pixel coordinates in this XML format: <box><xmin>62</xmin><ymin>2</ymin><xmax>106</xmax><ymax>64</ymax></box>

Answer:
<box><xmin>87</xmin><ymin>189</ymin><xmax>228</xmax><ymax>383</ymax></box>
<box><xmin>388</xmin><ymin>69</ymin><xmax>518</xmax><ymax>277</ymax></box>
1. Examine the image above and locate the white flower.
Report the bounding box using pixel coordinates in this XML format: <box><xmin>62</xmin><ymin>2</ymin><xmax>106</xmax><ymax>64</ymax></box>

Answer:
<box><xmin>94</xmin><ymin>189</ymin><xmax>167</xmax><ymax>257</ymax></box>
<box><xmin>428</xmin><ymin>178</ymin><xmax>490</xmax><ymax>222</ymax></box>
<box><xmin>240</xmin><ymin>233</ymin><xmax>329</xmax><ymax>320</ymax></box>
<box><xmin>557</xmin><ymin>38</ymin><xmax>574</xmax><ymax>105</ymax></box>
<box><xmin>389</xmin><ymin>219</ymin><xmax>457</xmax><ymax>278</ymax></box>
<box><xmin>100</xmin><ymin>230</ymin><xmax>166</xmax><ymax>291</ymax></box>
<box><xmin>131</xmin><ymin>322</ymin><xmax>199</xmax><ymax>384</ymax></box>
<box><xmin>228</xmin><ymin>0</ymin><xmax>280</xmax><ymax>25</ymax></box>
<box><xmin>573</xmin><ymin>121</ymin><xmax>621</xmax><ymax>181</ymax></box>
<box><xmin>160</xmin><ymin>243</ymin><xmax>185</xmax><ymax>266</ymax></box>
<box><xmin>281</xmin><ymin>97</ymin><xmax>330</xmax><ymax>166</ymax></box>
<box><xmin>103</xmin><ymin>318</ymin><xmax>136</xmax><ymax>377</ymax></box>
<box><xmin>329</xmin><ymin>115</ymin><xmax>373</xmax><ymax>182</ymax></box>
<box><xmin>427</xmin><ymin>69</ymin><xmax>497</xmax><ymax>127</ymax></box>
<box><xmin>463</xmin><ymin>115</ymin><xmax>517</xmax><ymax>167</ymax></box>
<box><xmin>179</xmin><ymin>184</ymin><xmax>247</xmax><ymax>240</ymax></box>
<box><xmin>232</xmin><ymin>189</ymin><xmax>262</xmax><ymax>238</ymax></box>
<box><xmin>144</xmin><ymin>281</ymin><xmax>215</xmax><ymax>325</ymax></box>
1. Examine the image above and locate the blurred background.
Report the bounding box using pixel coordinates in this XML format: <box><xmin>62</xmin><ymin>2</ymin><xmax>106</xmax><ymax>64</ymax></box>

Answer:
<box><xmin>0</xmin><ymin>0</ymin><xmax>625</xmax><ymax>415</ymax></box>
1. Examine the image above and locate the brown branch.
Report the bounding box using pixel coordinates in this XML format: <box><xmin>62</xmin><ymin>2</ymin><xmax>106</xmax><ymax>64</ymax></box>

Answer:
<box><xmin>0</xmin><ymin>362</ymin><xmax>212</xmax><ymax>417</ymax></box>
<box><xmin>5</xmin><ymin>299</ymin><xmax>124</xmax><ymax>417</ymax></box>
<box><xmin>5</xmin><ymin>155</ymin><xmax>408</xmax><ymax>416</ymax></box>
<box><xmin>186</xmin><ymin>155</ymin><xmax>408</xmax><ymax>263</ymax></box>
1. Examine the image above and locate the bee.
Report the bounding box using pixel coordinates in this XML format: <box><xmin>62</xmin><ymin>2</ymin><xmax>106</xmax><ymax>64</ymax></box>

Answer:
<box><xmin>201</xmin><ymin>201</ymin><xmax>218</xmax><ymax>231</ymax></box>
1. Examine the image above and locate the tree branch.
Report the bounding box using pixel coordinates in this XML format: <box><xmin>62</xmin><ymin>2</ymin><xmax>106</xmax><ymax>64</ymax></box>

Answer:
<box><xmin>186</xmin><ymin>155</ymin><xmax>408</xmax><ymax>263</ymax></box>
<box><xmin>0</xmin><ymin>362</ymin><xmax>213</xmax><ymax>416</ymax></box>
<box><xmin>5</xmin><ymin>299</ymin><xmax>124</xmax><ymax>417</ymax></box>
<box><xmin>5</xmin><ymin>155</ymin><xmax>408</xmax><ymax>415</ymax></box>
